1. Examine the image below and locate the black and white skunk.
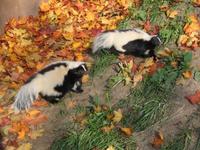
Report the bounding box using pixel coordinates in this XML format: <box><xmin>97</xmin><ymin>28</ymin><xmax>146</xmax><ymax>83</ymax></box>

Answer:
<box><xmin>92</xmin><ymin>28</ymin><xmax>161</xmax><ymax>58</ymax></box>
<box><xmin>12</xmin><ymin>60</ymin><xmax>88</xmax><ymax>112</ymax></box>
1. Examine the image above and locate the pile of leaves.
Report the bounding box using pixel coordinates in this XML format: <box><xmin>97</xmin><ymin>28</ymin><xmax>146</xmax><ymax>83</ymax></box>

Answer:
<box><xmin>51</xmin><ymin>97</ymin><xmax>136</xmax><ymax>150</ymax></box>
<box><xmin>0</xmin><ymin>100</ymin><xmax>49</xmax><ymax>149</ymax></box>
<box><xmin>0</xmin><ymin>0</ymin><xmax>130</xmax><ymax>105</ymax></box>
<box><xmin>178</xmin><ymin>14</ymin><xmax>200</xmax><ymax>50</ymax></box>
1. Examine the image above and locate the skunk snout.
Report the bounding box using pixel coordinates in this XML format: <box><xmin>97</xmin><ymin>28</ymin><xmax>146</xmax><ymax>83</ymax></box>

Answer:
<box><xmin>151</xmin><ymin>36</ymin><xmax>162</xmax><ymax>46</ymax></box>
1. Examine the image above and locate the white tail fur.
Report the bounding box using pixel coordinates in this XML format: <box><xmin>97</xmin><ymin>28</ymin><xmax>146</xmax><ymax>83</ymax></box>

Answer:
<box><xmin>92</xmin><ymin>32</ymin><xmax>115</xmax><ymax>53</ymax></box>
<box><xmin>12</xmin><ymin>82</ymin><xmax>39</xmax><ymax>112</ymax></box>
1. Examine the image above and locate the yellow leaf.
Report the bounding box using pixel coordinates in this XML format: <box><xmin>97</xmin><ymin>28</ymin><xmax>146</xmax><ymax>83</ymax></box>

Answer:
<box><xmin>28</xmin><ymin>129</ymin><xmax>44</xmax><ymax>140</ymax></box>
<box><xmin>120</xmin><ymin>127</ymin><xmax>133</xmax><ymax>136</ymax></box>
<box><xmin>40</xmin><ymin>2</ymin><xmax>50</xmax><ymax>12</ymax></box>
<box><xmin>101</xmin><ymin>124</ymin><xmax>115</xmax><ymax>133</ymax></box>
<box><xmin>72</xmin><ymin>42</ymin><xmax>82</xmax><ymax>49</ymax></box>
<box><xmin>157</xmin><ymin>49</ymin><xmax>173</xmax><ymax>57</ymax></box>
<box><xmin>133</xmin><ymin>73</ymin><xmax>143</xmax><ymax>87</ymax></box>
<box><xmin>143</xmin><ymin>58</ymin><xmax>154</xmax><ymax>68</ymax></box>
<box><xmin>106</xmin><ymin>145</ymin><xmax>115</xmax><ymax>150</ymax></box>
<box><xmin>17</xmin><ymin>143</ymin><xmax>32</xmax><ymax>150</ymax></box>
<box><xmin>178</xmin><ymin>35</ymin><xmax>189</xmax><ymax>45</ymax></box>
<box><xmin>182</xmin><ymin>71</ymin><xmax>192</xmax><ymax>79</ymax></box>
<box><xmin>112</xmin><ymin>109</ymin><xmax>122</xmax><ymax>123</ymax></box>
<box><xmin>94</xmin><ymin>105</ymin><xmax>101</xmax><ymax>113</ymax></box>
<box><xmin>166</xmin><ymin>10</ymin><xmax>179</xmax><ymax>19</ymax></box>
<box><xmin>86</xmin><ymin>11</ymin><xmax>95</xmax><ymax>21</ymax></box>
<box><xmin>27</xmin><ymin>110</ymin><xmax>41</xmax><ymax>117</ymax></box>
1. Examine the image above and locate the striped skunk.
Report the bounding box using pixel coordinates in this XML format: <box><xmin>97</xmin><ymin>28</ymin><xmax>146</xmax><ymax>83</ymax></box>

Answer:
<box><xmin>12</xmin><ymin>60</ymin><xmax>88</xmax><ymax>112</ymax></box>
<box><xmin>92</xmin><ymin>28</ymin><xmax>161</xmax><ymax>59</ymax></box>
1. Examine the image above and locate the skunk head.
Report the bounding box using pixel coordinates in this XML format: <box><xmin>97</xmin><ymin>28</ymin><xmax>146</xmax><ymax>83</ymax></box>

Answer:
<box><xmin>150</xmin><ymin>36</ymin><xmax>162</xmax><ymax>47</ymax></box>
<box><xmin>69</xmin><ymin>63</ymin><xmax>88</xmax><ymax>78</ymax></box>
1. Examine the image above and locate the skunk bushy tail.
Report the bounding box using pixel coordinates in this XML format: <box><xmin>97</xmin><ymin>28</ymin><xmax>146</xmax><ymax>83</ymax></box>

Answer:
<box><xmin>12</xmin><ymin>82</ymin><xmax>40</xmax><ymax>112</ymax></box>
<box><xmin>92</xmin><ymin>31</ymin><xmax>115</xmax><ymax>53</ymax></box>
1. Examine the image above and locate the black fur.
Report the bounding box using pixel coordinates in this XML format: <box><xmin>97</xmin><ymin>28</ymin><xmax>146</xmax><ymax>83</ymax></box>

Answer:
<box><xmin>40</xmin><ymin>64</ymin><xmax>87</xmax><ymax>103</ymax></box>
<box><xmin>122</xmin><ymin>39</ymin><xmax>156</xmax><ymax>57</ymax></box>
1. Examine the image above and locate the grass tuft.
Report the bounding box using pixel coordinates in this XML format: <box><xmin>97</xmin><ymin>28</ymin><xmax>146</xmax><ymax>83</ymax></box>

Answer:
<box><xmin>114</xmin><ymin>51</ymin><xmax>192</xmax><ymax>131</ymax></box>
<box><xmin>90</xmin><ymin>50</ymin><xmax>117</xmax><ymax>77</ymax></box>
<box><xmin>161</xmin><ymin>129</ymin><xmax>192</xmax><ymax>150</ymax></box>
<box><xmin>51</xmin><ymin>107</ymin><xmax>136</xmax><ymax>150</ymax></box>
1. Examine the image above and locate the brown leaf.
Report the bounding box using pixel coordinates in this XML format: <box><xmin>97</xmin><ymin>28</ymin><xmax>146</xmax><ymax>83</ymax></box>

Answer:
<box><xmin>185</xmin><ymin>90</ymin><xmax>200</xmax><ymax>104</ymax></box>
<box><xmin>66</xmin><ymin>100</ymin><xmax>77</xmax><ymax>109</ymax></box>
<box><xmin>119</xmin><ymin>127</ymin><xmax>133</xmax><ymax>136</ymax></box>
<box><xmin>151</xmin><ymin>131</ymin><xmax>164</xmax><ymax>148</ymax></box>
<box><xmin>101</xmin><ymin>124</ymin><xmax>115</xmax><ymax>133</ymax></box>
<box><xmin>182</xmin><ymin>71</ymin><xmax>192</xmax><ymax>79</ymax></box>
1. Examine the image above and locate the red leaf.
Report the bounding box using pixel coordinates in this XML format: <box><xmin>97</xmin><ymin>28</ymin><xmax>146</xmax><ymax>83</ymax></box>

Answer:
<box><xmin>185</xmin><ymin>90</ymin><xmax>200</xmax><ymax>104</ymax></box>
<box><xmin>0</xmin><ymin>116</ymin><xmax>11</xmax><ymax>127</ymax></box>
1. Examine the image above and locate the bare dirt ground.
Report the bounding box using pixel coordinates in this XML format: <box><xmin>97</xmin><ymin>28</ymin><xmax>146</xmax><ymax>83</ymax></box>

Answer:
<box><xmin>29</xmin><ymin>50</ymin><xmax>200</xmax><ymax>150</ymax></box>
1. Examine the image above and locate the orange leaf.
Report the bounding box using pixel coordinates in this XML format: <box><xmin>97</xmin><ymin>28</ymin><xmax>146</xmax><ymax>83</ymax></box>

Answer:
<box><xmin>40</xmin><ymin>2</ymin><xmax>50</xmax><ymax>12</ymax></box>
<box><xmin>0</xmin><ymin>106</ymin><xmax>4</xmax><ymax>113</ymax></box>
<box><xmin>27</xmin><ymin>110</ymin><xmax>41</xmax><ymax>117</ymax></box>
<box><xmin>193</xmin><ymin>0</ymin><xmax>200</xmax><ymax>6</ymax></box>
<box><xmin>152</xmin><ymin>131</ymin><xmax>164</xmax><ymax>148</ymax></box>
<box><xmin>66</xmin><ymin>100</ymin><xmax>77</xmax><ymax>109</ymax></box>
<box><xmin>185</xmin><ymin>90</ymin><xmax>200</xmax><ymax>104</ymax></box>
<box><xmin>119</xmin><ymin>127</ymin><xmax>133</xmax><ymax>136</ymax></box>
<box><xmin>32</xmin><ymin>100</ymin><xmax>48</xmax><ymax>107</ymax></box>
<box><xmin>182</xmin><ymin>71</ymin><xmax>192</xmax><ymax>79</ymax></box>
<box><xmin>82</xmin><ymin>74</ymin><xmax>89</xmax><ymax>83</ymax></box>
<box><xmin>24</xmin><ymin>114</ymin><xmax>48</xmax><ymax>126</ymax></box>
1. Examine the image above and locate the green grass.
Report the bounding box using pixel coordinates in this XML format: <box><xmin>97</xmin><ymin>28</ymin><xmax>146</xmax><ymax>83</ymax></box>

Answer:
<box><xmin>90</xmin><ymin>50</ymin><xmax>117</xmax><ymax>77</ymax></box>
<box><xmin>114</xmin><ymin>51</ymin><xmax>192</xmax><ymax>131</ymax></box>
<box><xmin>128</xmin><ymin>0</ymin><xmax>194</xmax><ymax>45</ymax></box>
<box><xmin>51</xmin><ymin>102</ymin><xmax>136</xmax><ymax>150</ymax></box>
<box><xmin>161</xmin><ymin>129</ymin><xmax>192</xmax><ymax>150</ymax></box>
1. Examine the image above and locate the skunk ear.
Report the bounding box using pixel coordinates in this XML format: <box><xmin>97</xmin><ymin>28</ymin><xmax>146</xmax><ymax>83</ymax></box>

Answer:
<box><xmin>70</xmin><ymin>64</ymin><xmax>87</xmax><ymax>77</ymax></box>
<box><xmin>150</xmin><ymin>36</ymin><xmax>162</xmax><ymax>46</ymax></box>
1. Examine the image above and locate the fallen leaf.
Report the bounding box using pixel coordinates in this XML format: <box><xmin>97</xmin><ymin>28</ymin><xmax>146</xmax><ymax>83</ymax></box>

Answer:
<box><xmin>119</xmin><ymin>127</ymin><xmax>133</xmax><ymax>136</ymax></box>
<box><xmin>27</xmin><ymin>110</ymin><xmax>41</xmax><ymax>117</ymax></box>
<box><xmin>159</xmin><ymin>5</ymin><xmax>169</xmax><ymax>11</ymax></box>
<box><xmin>24</xmin><ymin>114</ymin><xmax>48</xmax><ymax>126</ymax></box>
<box><xmin>166</xmin><ymin>10</ymin><xmax>179</xmax><ymax>18</ymax></box>
<box><xmin>82</xmin><ymin>74</ymin><xmax>89</xmax><ymax>83</ymax></box>
<box><xmin>112</xmin><ymin>109</ymin><xmax>122</xmax><ymax>123</ymax></box>
<box><xmin>32</xmin><ymin>100</ymin><xmax>48</xmax><ymax>107</ymax></box>
<box><xmin>94</xmin><ymin>105</ymin><xmax>101</xmax><ymax>113</ymax></box>
<box><xmin>157</xmin><ymin>49</ymin><xmax>173</xmax><ymax>57</ymax></box>
<box><xmin>101</xmin><ymin>124</ymin><xmax>115</xmax><ymax>133</ymax></box>
<box><xmin>106</xmin><ymin>145</ymin><xmax>115</xmax><ymax>150</ymax></box>
<box><xmin>66</xmin><ymin>100</ymin><xmax>77</xmax><ymax>109</ymax></box>
<box><xmin>152</xmin><ymin>131</ymin><xmax>164</xmax><ymax>148</ymax></box>
<box><xmin>17</xmin><ymin>143</ymin><xmax>32</xmax><ymax>150</ymax></box>
<box><xmin>182</xmin><ymin>71</ymin><xmax>192</xmax><ymax>79</ymax></box>
<box><xmin>0</xmin><ymin>106</ymin><xmax>4</xmax><ymax>113</ymax></box>
<box><xmin>39</xmin><ymin>2</ymin><xmax>50</xmax><ymax>12</ymax></box>
<box><xmin>185</xmin><ymin>90</ymin><xmax>200</xmax><ymax>104</ymax></box>
<box><xmin>28</xmin><ymin>129</ymin><xmax>44</xmax><ymax>140</ymax></box>
<box><xmin>193</xmin><ymin>0</ymin><xmax>200</xmax><ymax>6</ymax></box>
